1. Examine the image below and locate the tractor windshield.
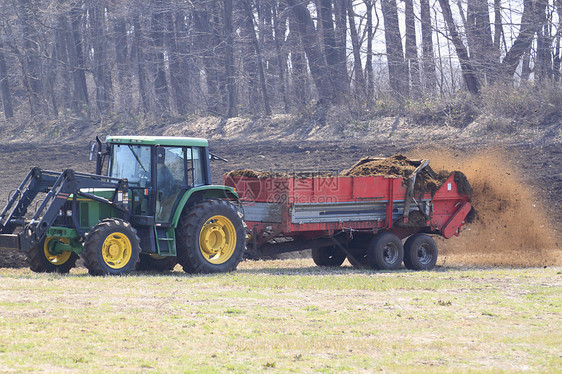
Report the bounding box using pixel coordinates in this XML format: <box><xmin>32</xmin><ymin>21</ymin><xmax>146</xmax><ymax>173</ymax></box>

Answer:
<box><xmin>109</xmin><ymin>144</ymin><xmax>152</xmax><ymax>187</ymax></box>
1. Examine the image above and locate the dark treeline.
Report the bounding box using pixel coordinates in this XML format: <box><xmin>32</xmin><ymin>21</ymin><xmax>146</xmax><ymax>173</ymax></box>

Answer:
<box><xmin>0</xmin><ymin>0</ymin><xmax>561</xmax><ymax>121</ymax></box>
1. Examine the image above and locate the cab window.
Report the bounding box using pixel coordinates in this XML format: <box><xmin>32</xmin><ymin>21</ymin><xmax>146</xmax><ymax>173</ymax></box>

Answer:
<box><xmin>109</xmin><ymin>144</ymin><xmax>151</xmax><ymax>187</ymax></box>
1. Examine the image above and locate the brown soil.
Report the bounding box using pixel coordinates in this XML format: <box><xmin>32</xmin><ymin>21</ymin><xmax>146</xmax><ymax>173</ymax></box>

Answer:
<box><xmin>0</xmin><ymin>140</ymin><xmax>559</xmax><ymax>269</ymax></box>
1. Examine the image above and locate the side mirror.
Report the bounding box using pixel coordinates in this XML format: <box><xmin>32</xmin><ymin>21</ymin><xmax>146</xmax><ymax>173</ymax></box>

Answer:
<box><xmin>94</xmin><ymin>136</ymin><xmax>110</xmax><ymax>175</ymax></box>
<box><xmin>209</xmin><ymin>152</ymin><xmax>228</xmax><ymax>162</ymax></box>
<box><xmin>89</xmin><ymin>142</ymin><xmax>98</xmax><ymax>161</ymax></box>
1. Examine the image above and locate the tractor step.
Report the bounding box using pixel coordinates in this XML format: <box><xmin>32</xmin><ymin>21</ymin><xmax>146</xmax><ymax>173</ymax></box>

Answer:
<box><xmin>155</xmin><ymin>227</ymin><xmax>176</xmax><ymax>256</ymax></box>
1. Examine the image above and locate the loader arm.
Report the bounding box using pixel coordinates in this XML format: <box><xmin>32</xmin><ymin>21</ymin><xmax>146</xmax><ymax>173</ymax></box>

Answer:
<box><xmin>0</xmin><ymin>168</ymin><xmax>129</xmax><ymax>253</ymax></box>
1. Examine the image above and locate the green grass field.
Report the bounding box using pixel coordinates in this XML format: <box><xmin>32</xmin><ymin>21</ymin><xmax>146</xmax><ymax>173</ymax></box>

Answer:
<box><xmin>1</xmin><ymin>259</ymin><xmax>560</xmax><ymax>373</ymax></box>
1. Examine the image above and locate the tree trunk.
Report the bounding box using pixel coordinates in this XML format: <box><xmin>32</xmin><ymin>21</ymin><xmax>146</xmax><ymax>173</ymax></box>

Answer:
<box><xmin>333</xmin><ymin>0</ymin><xmax>349</xmax><ymax>94</ymax></box>
<box><xmin>420</xmin><ymin>0</ymin><xmax>437</xmax><ymax>94</ymax></box>
<box><xmin>493</xmin><ymin>0</ymin><xmax>503</xmax><ymax>49</ymax></box>
<box><xmin>17</xmin><ymin>0</ymin><xmax>45</xmax><ymax>115</ymax></box>
<box><xmin>224</xmin><ymin>0</ymin><xmax>237</xmax><ymax>117</ymax></box>
<box><xmin>364</xmin><ymin>0</ymin><xmax>375</xmax><ymax>102</ymax></box>
<box><xmin>168</xmin><ymin>10</ymin><xmax>191</xmax><ymax>115</ymax></box>
<box><xmin>319</xmin><ymin>0</ymin><xmax>348</xmax><ymax>102</ymax></box>
<box><xmin>54</xmin><ymin>11</ymin><xmax>71</xmax><ymax>114</ymax></box>
<box><xmin>465</xmin><ymin>0</ymin><xmax>497</xmax><ymax>83</ymax></box>
<box><xmin>132</xmin><ymin>14</ymin><xmax>150</xmax><ymax>112</ymax></box>
<box><xmin>535</xmin><ymin>0</ymin><xmax>551</xmax><ymax>81</ymax></box>
<box><xmin>380</xmin><ymin>0</ymin><xmax>408</xmax><ymax>98</ymax></box>
<box><xmin>89</xmin><ymin>0</ymin><xmax>113</xmax><ymax>115</ymax></box>
<box><xmin>287</xmin><ymin>11</ymin><xmax>309</xmax><ymax>108</ymax></box>
<box><xmin>0</xmin><ymin>41</ymin><xmax>14</xmax><ymax>119</ymax></box>
<box><xmin>286</xmin><ymin>0</ymin><xmax>335</xmax><ymax>105</ymax></box>
<box><xmin>404</xmin><ymin>0</ymin><xmax>421</xmax><ymax>97</ymax></box>
<box><xmin>438</xmin><ymin>0</ymin><xmax>481</xmax><ymax>94</ymax></box>
<box><xmin>241</xmin><ymin>0</ymin><xmax>272</xmax><ymax>116</ymax></box>
<box><xmin>113</xmin><ymin>16</ymin><xmax>133</xmax><ymax>115</ymax></box>
<box><xmin>193</xmin><ymin>9</ymin><xmax>222</xmax><ymax>115</ymax></box>
<box><xmin>69</xmin><ymin>1</ymin><xmax>89</xmax><ymax>111</ymax></box>
<box><xmin>554</xmin><ymin>0</ymin><xmax>562</xmax><ymax>82</ymax></box>
<box><xmin>500</xmin><ymin>0</ymin><xmax>540</xmax><ymax>80</ymax></box>
<box><xmin>151</xmin><ymin>0</ymin><xmax>170</xmax><ymax>113</ymax></box>
<box><xmin>272</xmin><ymin>1</ymin><xmax>289</xmax><ymax>112</ymax></box>
<box><xmin>346</xmin><ymin>1</ymin><xmax>366</xmax><ymax>97</ymax></box>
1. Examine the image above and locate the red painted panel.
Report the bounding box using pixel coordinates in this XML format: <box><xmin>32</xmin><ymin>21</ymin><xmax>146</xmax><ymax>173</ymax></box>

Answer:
<box><xmin>224</xmin><ymin>172</ymin><xmax>472</xmax><ymax>240</ymax></box>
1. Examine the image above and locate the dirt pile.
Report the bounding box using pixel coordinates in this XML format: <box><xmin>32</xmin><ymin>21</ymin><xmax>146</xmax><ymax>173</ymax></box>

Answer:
<box><xmin>226</xmin><ymin>169</ymin><xmax>290</xmax><ymax>179</ymax></box>
<box><xmin>341</xmin><ymin>154</ymin><xmax>454</xmax><ymax>195</ymax></box>
<box><xmin>226</xmin><ymin>154</ymin><xmax>458</xmax><ymax>196</ymax></box>
<box><xmin>341</xmin><ymin>154</ymin><xmax>418</xmax><ymax>177</ymax></box>
<box><xmin>225</xmin><ymin>169</ymin><xmax>336</xmax><ymax>179</ymax></box>
<box><xmin>416</xmin><ymin>149</ymin><xmax>561</xmax><ymax>267</ymax></box>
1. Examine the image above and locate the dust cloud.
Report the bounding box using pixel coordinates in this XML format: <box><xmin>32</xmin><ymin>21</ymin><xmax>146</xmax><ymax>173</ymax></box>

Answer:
<box><xmin>415</xmin><ymin>149</ymin><xmax>561</xmax><ymax>267</ymax></box>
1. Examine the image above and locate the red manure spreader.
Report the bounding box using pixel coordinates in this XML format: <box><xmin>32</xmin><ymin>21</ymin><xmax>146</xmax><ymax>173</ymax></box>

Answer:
<box><xmin>224</xmin><ymin>158</ymin><xmax>473</xmax><ymax>271</ymax></box>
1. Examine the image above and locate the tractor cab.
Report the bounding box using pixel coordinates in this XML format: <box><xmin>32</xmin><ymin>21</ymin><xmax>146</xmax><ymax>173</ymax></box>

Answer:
<box><xmin>103</xmin><ymin>136</ymin><xmax>211</xmax><ymax>223</ymax></box>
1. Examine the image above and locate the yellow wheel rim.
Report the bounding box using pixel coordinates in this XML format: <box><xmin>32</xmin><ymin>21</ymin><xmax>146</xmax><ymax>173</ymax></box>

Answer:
<box><xmin>43</xmin><ymin>237</ymin><xmax>72</xmax><ymax>265</ymax></box>
<box><xmin>101</xmin><ymin>233</ymin><xmax>132</xmax><ymax>269</ymax></box>
<box><xmin>199</xmin><ymin>215</ymin><xmax>237</xmax><ymax>264</ymax></box>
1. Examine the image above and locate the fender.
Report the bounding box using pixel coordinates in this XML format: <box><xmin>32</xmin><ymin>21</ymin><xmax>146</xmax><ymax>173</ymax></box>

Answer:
<box><xmin>170</xmin><ymin>185</ymin><xmax>239</xmax><ymax>228</ymax></box>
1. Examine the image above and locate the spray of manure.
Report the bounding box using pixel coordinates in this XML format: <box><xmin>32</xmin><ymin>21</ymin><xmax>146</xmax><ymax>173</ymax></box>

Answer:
<box><xmin>413</xmin><ymin>148</ymin><xmax>561</xmax><ymax>267</ymax></box>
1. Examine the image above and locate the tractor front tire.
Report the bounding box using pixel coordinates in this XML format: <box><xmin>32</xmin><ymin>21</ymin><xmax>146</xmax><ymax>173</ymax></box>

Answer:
<box><xmin>367</xmin><ymin>232</ymin><xmax>404</xmax><ymax>270</ymax></box>
<box><xmin>312</xmin><ymin>245</ymin><xmax>346</xmax><ymax>267</ymax></box>
<box><xmin>177</xmin><ymin>200</ymin><xmax>245</xmax><ymax>274</ymax></box>
<box><xmin>83</xmin><ymin>219</ymin><xmax>141</xmax><ymax>276</ymax></box>
<box><xmin>27</xmin><ymin>237</ymin><xmax>78</xmax><ymax>274</ymax></box>
<box><xmin>403</xmin><ymin>234</ymin><xmax>438</xmax><ymax>270</ymax></box>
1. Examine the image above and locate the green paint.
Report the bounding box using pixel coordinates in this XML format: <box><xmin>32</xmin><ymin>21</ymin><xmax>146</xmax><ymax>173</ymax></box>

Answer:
<box><xmin>170</xmin><ymin>185</ymin><xmax>239</xmax><ymax>228</ymax></box>
<box><xmin>45</xmin><ymin>227</ymin><xmax>83</xmax><ymax>254</ymax></box>
<box><xmin>106</xmin><ymin>135</ymin><xmax>208</xmax><ymax>147</ymax></box>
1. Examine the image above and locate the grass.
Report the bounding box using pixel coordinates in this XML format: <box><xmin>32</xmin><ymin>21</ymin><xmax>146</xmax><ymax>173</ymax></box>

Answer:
<box><xmin>0</xmin><ymin>259</ymin><xmax>561</xmax><ymax>373</ymax></box>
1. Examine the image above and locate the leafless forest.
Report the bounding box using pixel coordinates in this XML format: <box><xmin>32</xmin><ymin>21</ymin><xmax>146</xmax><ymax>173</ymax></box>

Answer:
<box><xmin>0</xmin><ymin>0</ymin><xmax>560</xmax><ymax>122</ymax></box>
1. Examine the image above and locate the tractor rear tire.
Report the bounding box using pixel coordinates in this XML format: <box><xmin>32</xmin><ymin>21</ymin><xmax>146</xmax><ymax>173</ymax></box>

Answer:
<box><xmin>312</xmin><ymin>245</ymin><xmax>346</xmax><ymax>267</ymax></box>
<box><xmin>367</xmin><ymin>232</ymin><xmax>404</xmax><ymax>270</ymax></box>
<box><xmin>177</xmin><ymin>200</ymin><xmax>245</xmax><ymax>274</ymax></box>
<box><xmin>27</xmin><ymin>237</ymin><xmax>78</xmax><ymax>274</ymax></box>
<box><xmin>403</xmin><ymin>234</ymin><xmax>438</xmax><ymax>270</ymax></box>
<box><xmin>136</xmin><ymin>254</ymin><xmax>177</xmax><ymax>272</ymax></box>
<box><xmin>82</xmin><ymin>218</ymin><xmax>141</xmax><ymax>276</ymax></box>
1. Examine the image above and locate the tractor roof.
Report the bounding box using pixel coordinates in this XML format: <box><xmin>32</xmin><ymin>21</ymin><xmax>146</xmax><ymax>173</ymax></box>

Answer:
<box><xmin>106</xmin><ymin>136</ymin><xmax>208</xmax><ymax>147</ymax></box>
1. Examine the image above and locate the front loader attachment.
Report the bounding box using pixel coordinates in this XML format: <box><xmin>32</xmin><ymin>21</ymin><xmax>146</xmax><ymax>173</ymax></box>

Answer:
<box><xmin>0</xmin><ymin>167</ymin><xmax>129</xmax><ymax>253</ymax></box>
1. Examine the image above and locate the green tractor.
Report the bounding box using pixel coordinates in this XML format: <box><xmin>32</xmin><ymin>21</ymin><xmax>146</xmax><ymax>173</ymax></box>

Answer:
<box><xmin>0</xmin><ymin>136</ymin><xmax>246</xmax><ymax>275</ymax></box>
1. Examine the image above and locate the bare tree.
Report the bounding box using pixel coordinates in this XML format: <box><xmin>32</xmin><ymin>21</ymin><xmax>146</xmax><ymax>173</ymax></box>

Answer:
<box><xmin>438</xmin><ymin>0</ymin><xmax>481</xmax><ymax>94</ymax></box>
<box><xmin>404</xmin><ymin>0</ymin><xmax>421</xmax><ymax>96</ymax></box>
<box><xmin>0</xmin><ymin>40</ymin><xmax>13</xmax><ymax>118</ymax></box>
<box><xmin>380</xmin><ymin>0</ymin><xmax>408</xmax><ymax>97</ymax></box>
<box><xmin>420</xmin><ymin>0</ymin><xmax>437</xmax><ymax>94</ymax></box>
<box><xmin>285</xmin><ymin>0</ymin><xmax>336</xmax><ymax>105</ymax></box>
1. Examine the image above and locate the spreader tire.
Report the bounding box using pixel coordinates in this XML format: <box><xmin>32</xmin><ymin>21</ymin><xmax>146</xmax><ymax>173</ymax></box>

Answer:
<box><xmin>367</xmin><ymin>232</ymin><xmax>404</xmax><ymax>270</ymax></box>
<box><xmin>347</xmin><ymin>253</ymin><xmax>369</xmax><ymax>268</ymax></box>
<box><xmin>136</xmin><ymin>254</ymin><xmax>177</xmax><ymax>272</ymax></box>
<box><xmin>82</xmin><ymin>218</ymin><xmax>141</xmax><ymax>276</ymax></box>
<box><xmin>27</xmin><ymin>237</ymin><xmax>78</xmax><ymax>274</ymax></box>
<box><xmin>312</xmin><ymin>245</ymin><xmax>346</xmax><ymax>267</ymax></box>
<box><xmin>403</xmin><ymin>234</ymin><xmax>438</xmax><ymax>270</ymax></box>
<box><xmin>346</xmin><ymin>236</ymin><xmax>371</xmax><ymax>268</ymax></box>
<box><xmin>177</xmin><ymin>200</ymin><xmax>245</xmax><ymax>274</ymax></box>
